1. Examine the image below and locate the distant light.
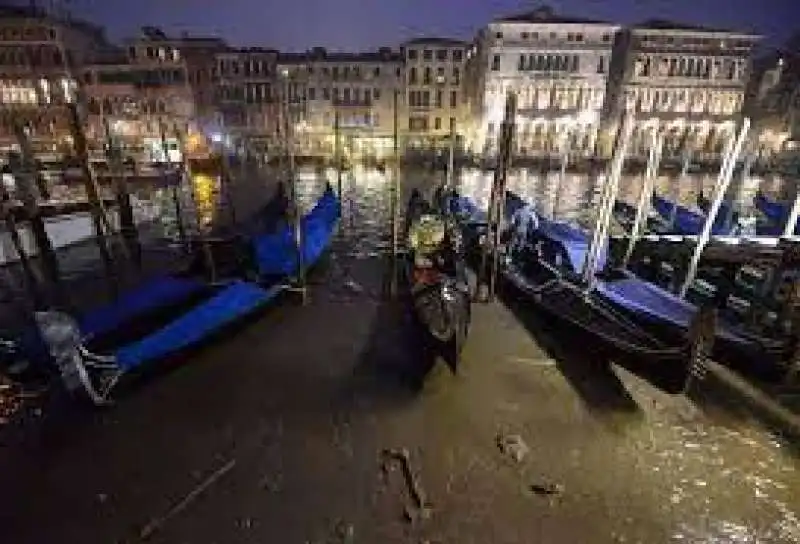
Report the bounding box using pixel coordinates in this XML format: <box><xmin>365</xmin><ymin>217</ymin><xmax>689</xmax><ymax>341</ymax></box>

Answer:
<box><xmin>209</xmin><ymin>132</ymin><xmax>223</xmax><ymax>143</ymax></box>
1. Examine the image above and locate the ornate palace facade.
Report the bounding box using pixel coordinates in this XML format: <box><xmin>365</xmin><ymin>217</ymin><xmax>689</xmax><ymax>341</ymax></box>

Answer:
<box><xmin>606</xmin><ymin>20</ymin><xmax>760</xmax><ymax>160</ymax></box>
<box><xmin>466</xmin><ymin>7</ymin><xmax>619</xmax><ymax>158</ymax></box>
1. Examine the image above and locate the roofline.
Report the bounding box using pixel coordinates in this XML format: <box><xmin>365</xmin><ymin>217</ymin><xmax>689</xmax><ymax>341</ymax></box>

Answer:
<box><xmin>631</xmin><ymin>27</ymin><xmax>762</xmax><ymax>41</ymax></box>
<box><xmin>401</xmin><ymin>37</ymin><xmax>470</xmax><ymax>47</ymax></box>
<box><xmin>491</xmin><ymin>19</ymin><xmax>617</xmax><ymax>27</ymax></box>
<box><xmin>631</xmin><ymin>21</ymin><xmax>761</xmax><ymax>39</ymax></box>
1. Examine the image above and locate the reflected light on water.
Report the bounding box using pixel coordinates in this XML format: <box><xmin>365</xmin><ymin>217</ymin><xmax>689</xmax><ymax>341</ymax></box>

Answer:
<box><xmin>453</xmin><ymin>167</ymin><xmax>791</xmax><ymax>229</ymax></box>
<box><xmin>191</xmin><ymin>172</ymin><xmax>218</xmax><ymax>229</ymax></box>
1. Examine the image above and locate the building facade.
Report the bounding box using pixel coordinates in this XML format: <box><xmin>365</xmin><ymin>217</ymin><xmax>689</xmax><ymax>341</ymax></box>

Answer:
<box><xmin>85</xmin><ymin>27</ymin><xmax>197</xmax><ymax>163</ymax></box>
<box><xmin>0</xmin><ymin>6</ymin><xmax>772</xmax><ymax>167</ymax></box>
<box><xmin>401</xmin><ymin>37</ymin><xmax>469</xmax><ymax>151</ymax></box>
<box><xmin>607</xmin><ymin>20</ymin><xmax>760</xmax><ymax>160</ymax></box>
<box><xmin>277</xmin><ymin>47</ymin><xmax>403</xmax><ymax>160</ymax></box>
<box><xmin>744</xmin><ymin>33</ymin><xmax>800</xmax><ymax>158</ymax></box>
<box><xmin>213</xmin><ymin>47</ymin><xmax>280</xmax><ymax>154</ymax></box>
<box><xmin>466</xmin><ymin>7</ymin><xmax>619</xmax><ymax>158</ymax></box>
<box><xmin>0</xmin><ymin>6</ymin><xmax>109</xmax><ymax>162</ymax></box>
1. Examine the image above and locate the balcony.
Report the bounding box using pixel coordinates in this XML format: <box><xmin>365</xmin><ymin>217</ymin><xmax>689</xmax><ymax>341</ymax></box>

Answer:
<box><xmin>332</xmin><ymin>98</ymin><xmax>374</xmax><ymax>108</ymax></box>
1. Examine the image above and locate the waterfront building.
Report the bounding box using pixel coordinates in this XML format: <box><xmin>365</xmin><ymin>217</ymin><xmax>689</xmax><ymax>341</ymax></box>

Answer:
<box><xmin>277</xmin><ymin>47</ymin><xmax>403</xmax><ymax>160</ymax></box>
<box><xmin>465</xmin><ymin>7</ymin><xmax>619</xmax><ymax>159</ymax></box>
<box><xmin>213</xmin><ymin>46</ymin><xmax>280</xmax><ymax>155</ymax></box>
<box><xmin>82</xmin><ymin>27</ymin><xmax>198</xmax><ymax>164</ymax></box>
<box><xmin>0</xmin><ymin>5</ymin><xmax>109</xmax><ymax>163</ymax></box>
<box><xmin>401</xmin><ymin>37</ymin><xmax>470</xmax><ymax>152</ymax></box>
<box><xmin>744</xmin><ymin>33</ymin><xmax>800</xmax><ymax>160</ymax></box>
<box><xmin>606</xmin><ymin>20</ymin><xmax>760</xmax><ymax>161</ymax></box>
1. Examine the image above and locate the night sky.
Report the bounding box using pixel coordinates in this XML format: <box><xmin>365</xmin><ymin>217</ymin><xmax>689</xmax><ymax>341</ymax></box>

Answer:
<box><xmin>22</xmin><ymin>0</ymin><xmax>799</xmax><ymax>50</ymax></box>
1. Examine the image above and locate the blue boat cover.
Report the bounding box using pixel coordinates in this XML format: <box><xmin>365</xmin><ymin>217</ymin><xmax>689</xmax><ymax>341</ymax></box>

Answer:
<box><xmin>754</xmin><ymin>193</ymin><xmax>786</xmax><ymax>223</ymax></box>
<box><xmin>754</xmin><ymin>193</ymin><xmax>799</xmax><ymax>235</ymax></box>
<box><xmin>593</xmin><ymin>274</ymin><xmax>747</xmax><ymax>346</ymax></box>
<box><xmin>79</xmin><ymin>276</ymin><xmax>208</xmax><ymax>339</ymax></box>
<box><xmin>252</xmin><ymin>185</ymin><xmax>340</xmax><ymax>276</ymax></box>
<box><xmin>452</xmin><ymin>196</ymin><xmax>487</xmax><ymax>223</ymax></box>
<box><xmin>115</xmin><ymin>281</ymin><xmax>282</xmax><ymax>369</ymax></box>
<box><xmin>511</xmin><ymin>205</ymin><xmax>607</xmax><ymax>275</ymax></box>
<box><xmin>651</xmin><ymin>194</ymin><xmax>730</xmax><ymax>235</ymax></box>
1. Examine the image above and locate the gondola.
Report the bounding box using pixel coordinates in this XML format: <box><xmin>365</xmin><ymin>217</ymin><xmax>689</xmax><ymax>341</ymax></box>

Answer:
<box><xmin>508</xmin><ymin>201</ymin><xmax>799</xmax><ymax>383</ymax></box>
<box><xmin>401</xmin><ymin>189</ymin><xmax>471</xmax><ymax>367</ymax></box>
<box><xmin>501</xmin><ymin>205</ymin><xmax>704</xmax><ymax>393</ymax></box>
<box><xmin>651</xmin><ymin>193</ymin><xmax>734</xmax><ymax>235</ymax></box>
<box><xmin>9</xmin><ymin>185</ymin><xmax>340</xmax><ymax>405</ymax></box>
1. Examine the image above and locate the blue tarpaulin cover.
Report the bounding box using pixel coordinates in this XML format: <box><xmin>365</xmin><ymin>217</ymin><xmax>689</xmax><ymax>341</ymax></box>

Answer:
<box><xmin>594</xmin><ymin>274</ymin><xmax>748</xmax><ymax>346</ymax></box>
<box><xmin>452</xmin><ymin>196</ymin><xmax>486</xmax><ymax>222</ymax></box>
<box><xmin>252</xmin><ymin>185</ymin><xmax>340</xmax><ymax>276</ymax></box>
<box><xmin>651</xmin><ymin>194</ymin><xmax>730</xmax><ymax>235</ymax></box>
<box><xmin>754</xmin><ymin>193</ymin><xmax>799</xmax><ymax>235</ymax></box>
<box><xmin>755</xmin><ymin>193</ymin><xmax>787</xmax><ymax>223</ymax></box>
<box><xmin>509</xmin><ymin>201</ymin><xmax>607</xmax><ymax>275</ymax></box>
<box><xmin>115</xmin><ymin>281</ymin><xmax>282</xmax><ymax>369</ymax></box>
<box><xmin>79</xmin><ymin>276</ymin><xmax>207</xmax><ymax>338</ymax></box>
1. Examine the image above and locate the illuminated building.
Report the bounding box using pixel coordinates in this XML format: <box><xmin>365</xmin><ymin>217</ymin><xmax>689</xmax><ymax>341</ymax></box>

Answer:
<box><xmin>606</xmin><ymin>20</ymin><xmax>761</xmax><ymax>161</ymax></box>
<box><xmin>277</xmin><ymin>47</ymin><xmax>403</xmax><ymax>160</ymax></box>
<box><xmin>213</xmin><ymin>47</ymin><xmax>281</xmax><ymax>155</ymax></box>
<box><xmin>744</xmin><ymin>33</ymin><xmax>800</xmax><ymax>159</ymax></box>
<box><xmin>401</xmin><ymin>37</ymin><xmax>470</xmax><ymax>151</ymax></box>
<box><xmin>465</xmin><ymin>7</ymin><xmax>619</xmax><ymax>158</ymax></box>
<box><xmin>82</xmin><ymin>28</ymin><xmax>197</xmax><ymax>164</ymax></box>
<box><xmin>0</xmin><ymin>5</ymin><xmax>109</xmax><ymax>162</ymax></box>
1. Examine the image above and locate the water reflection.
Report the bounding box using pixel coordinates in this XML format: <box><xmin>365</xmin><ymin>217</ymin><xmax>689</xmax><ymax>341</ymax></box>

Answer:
<box><xmin>612</xmin><ymin>395</ymin><xmax>800</xmax><ymax>543</ymax></box>
<box><xmin>457</xmin><ymin>167</ymin><xmax>791</xmax><ymax>228</ymax></box>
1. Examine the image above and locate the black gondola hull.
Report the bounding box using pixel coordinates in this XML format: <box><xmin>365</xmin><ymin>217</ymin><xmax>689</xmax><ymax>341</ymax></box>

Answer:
<box><xmin>500</xmin><ymin>263</ymin><xmax>691</xmax><ymax>394</ymax></box>
<box><xmin>401</xmin><ymin>257</ymin><xmax>471</xmax><ymax>363</ymax></box>
<box><xmin>591</xmin><ymin>296</ymin><xmax>790</xmax><ymax>383</ymax></box>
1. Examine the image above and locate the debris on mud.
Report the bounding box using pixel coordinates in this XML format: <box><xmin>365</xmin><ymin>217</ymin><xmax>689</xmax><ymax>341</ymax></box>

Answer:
<box><xmin>496</xmin><ymin>433</ymin><xmax>529</xmax><ymax>463</ymax></box>
<box><xmin>530</xmin><ymin>482</ymin><xmax>564</xmax><ymax>497</ymax></box>
<box><xmin>0</xmin><ymin>374</ymin><xmax>44</xmax><ymax>426</ymax></box>
<box><xmin>344</xmin><ymin>279</ymin><xmax>364</xmax><ymax>294</ymax></box>
<box><xmin>380</xmin><ymin>448</ymin><xmax>432</xmax><ymax>524</ymax></box>
<box><xmin>333</xmin><ymin>519</ymin><xmax>355</xmax><ymax>543</ymax></box>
